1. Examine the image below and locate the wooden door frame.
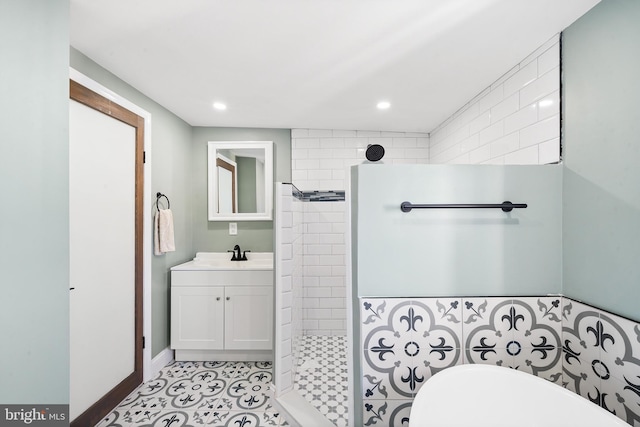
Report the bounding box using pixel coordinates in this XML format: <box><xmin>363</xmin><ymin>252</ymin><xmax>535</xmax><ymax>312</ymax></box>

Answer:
<box><xmin>70</xmin><ymin>79</ymin><xmax>144</xmax><ymax>427</ymax></box>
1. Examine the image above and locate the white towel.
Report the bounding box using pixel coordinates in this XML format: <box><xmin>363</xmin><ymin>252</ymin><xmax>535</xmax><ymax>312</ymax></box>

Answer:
<box><xmin>154</xmin><ymin>209</ymin><xmax>175</xmax><ymax>255</ymax></box>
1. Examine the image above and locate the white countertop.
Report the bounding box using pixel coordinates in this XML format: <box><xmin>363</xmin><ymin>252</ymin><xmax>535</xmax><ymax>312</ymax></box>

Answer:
<box><xmin>171</xmin><ymin>252</ymin><xmax>274</xmax><ymax>271</ymax></box>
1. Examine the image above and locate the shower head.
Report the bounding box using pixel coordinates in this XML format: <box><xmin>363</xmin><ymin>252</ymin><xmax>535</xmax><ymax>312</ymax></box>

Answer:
<box><xmin>365</xmin><ymin>144</ymin><xmax>385</xmax><ymax>162</ymax></box>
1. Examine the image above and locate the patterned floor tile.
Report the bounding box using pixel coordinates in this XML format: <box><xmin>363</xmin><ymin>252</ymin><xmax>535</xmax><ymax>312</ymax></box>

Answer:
<box><xmin>95</xmin><ymin>409</ymin><xmax>132</xmax><ymax>427</ymax></box>
<box><xmin>95</xmin><ymin>360</ymin><xmax>288</xmax><ymax>427</ymax></box>
<box><xmin>144</xmin><ymin>409</ymin><xmax>214</xmax><ymax>426</ymax></box>
<box><xmin>294</xmin><ymin>335</ymin><xmax>349</xmax><ymax>427</ymax></box>
<box><xmin>217</xmin><ymin>379</ymin><xmax>270</xmax><ymax>412</ymax></box>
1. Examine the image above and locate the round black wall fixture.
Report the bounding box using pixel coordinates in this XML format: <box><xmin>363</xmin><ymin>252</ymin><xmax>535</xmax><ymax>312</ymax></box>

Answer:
<box><xmin>365</xmin><ymin>144</ymin><xmax>385</xmax><ymax>162</ymax></box>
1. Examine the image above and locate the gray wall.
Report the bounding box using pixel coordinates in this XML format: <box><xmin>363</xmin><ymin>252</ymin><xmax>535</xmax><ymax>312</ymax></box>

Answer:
<box><xmin>352</xmin><ymin>164</ymin><xmax>563</xmax><ymax>297</ymax></box>
<box><xmin>562</xmin><ymin>0</ymin><xmax>640</xmax><ymax>321</ymax></box>
<box><xmin>237</xmin><ymin>156</ymin><xmax>257</xmax><ymax>213</ymax></box>
<box><xmin>68</xmin><ymin>52</ymin><xmax>293</xmax><ymax>355</ymax></box>
<box><xmin>191</xmin><ymin>127</ymin><xmax>291</xmax><ymax>253</ymax></box>
<box><xmin>70</xmin><ymin>49</ymin><xmax>194</xmax><ymax>356</ymax></box>
<box><xmin>0</xmin><ymin>0</ymin><xmax>70</xmax><ymax>403</ymax></box>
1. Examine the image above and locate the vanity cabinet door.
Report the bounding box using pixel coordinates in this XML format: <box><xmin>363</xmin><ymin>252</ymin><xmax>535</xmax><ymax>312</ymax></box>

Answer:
<box><xmin>224</xmin><ymin>286</ymin><xmax>273</xmax><ymax>350</ymax></box>
<box><xmin>171</xmin><ymin>286</ymin><xmax>224</xmax><ymax>350</ymax></box>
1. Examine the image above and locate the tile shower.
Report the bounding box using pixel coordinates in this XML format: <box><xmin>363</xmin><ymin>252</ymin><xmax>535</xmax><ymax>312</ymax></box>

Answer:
<box><xmin>290</xmin><ymin>129</ymin><xmax>431</xmax><ymax>338</ymax></box>
<box><xmin>277</xmin><ymin>130</ymin><xmax>431</xmax><ymax>423</ymax></box>
<box><xmin>294</xmin><ymin>335</ymin><xmax>349</xmax><ymax>426</ymax></box>
<box><xmin>274</xmin><ymin>184</ymin><xmax>350</xmax><ymax>425</ymax></box>
<box><xmin>274</xmin><ymin>34</ymin><xmax>630</xmax><ymax>427</ymax></box>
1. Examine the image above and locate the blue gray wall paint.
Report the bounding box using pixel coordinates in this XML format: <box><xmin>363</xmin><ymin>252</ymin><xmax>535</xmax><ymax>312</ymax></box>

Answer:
<box><xmin>70</xmin><ymin>48</ymin><xmax>195</xmax><ymax>356</ymax></box>
<box><xmin>352</xmin><ymin>164</ymin><xmax>562</xmax><ymax>297</ymax></box>
<box><xmin>0</xmin><ymin>0</ymin><xmax>70</xmax><ymax>403</ymax></box>
<box><xmin>191</xmin><ymin>127</ymin><xmax>291</xmax><ymax>254</ymax></box>
<box><xmin>68</xmin><ymin>54</ymin><xmax>293</xmax><ymax>354</ymax></box>
<box><xmin>562</xmin><ymin>0</ymin><xmax>640</xmax><ymax>321</ymax></box>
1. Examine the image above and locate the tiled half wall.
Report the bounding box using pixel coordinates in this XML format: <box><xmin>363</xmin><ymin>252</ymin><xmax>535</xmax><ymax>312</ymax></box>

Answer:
<box><xmin>274</xmin><ymin>184</ymin><xmax>304</xmax><ymax>395</ymax></box>
<box><xmin>359</xmin><ymin>296</ymin><xmax>640</xmax><ymax>426</ymax></box>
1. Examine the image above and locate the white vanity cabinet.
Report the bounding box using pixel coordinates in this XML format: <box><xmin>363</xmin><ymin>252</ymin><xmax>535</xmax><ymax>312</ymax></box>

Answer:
<box><xmin>223</xmin><ymin>285</ymin><xmax>273</xmax><ymax>350</ymax></box>
<box><xmin>171</xmin><ymin>285</ymin><xmax>225</xmax><ymax>350</ymax></box>
<box><xmin>170</xmin><ymin>253</ymin><xmax>273</xmax><ymax>361</ymax></box>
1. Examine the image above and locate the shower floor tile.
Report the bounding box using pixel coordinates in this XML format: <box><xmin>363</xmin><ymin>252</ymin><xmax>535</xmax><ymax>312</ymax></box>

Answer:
<box><xmin>294</xmin><ymin>335</ymin><xmax>349</xmax><ymax>427</ymax></box>
<box><xmin>95</xmin><ymin>361</ymin><xmax>288</xmax><ymax>427</ymax></box>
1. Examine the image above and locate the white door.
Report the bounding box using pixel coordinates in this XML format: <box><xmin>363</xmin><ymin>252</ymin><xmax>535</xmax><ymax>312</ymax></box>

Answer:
<box><xmin>69</xmin><ymin>80</ymin><xmax>144</xmax><ymax>425</ymax></box>
<box><xmin>225</xmin><ymin>286</ymin><xmax>273</xmax><ymax>350</ymax></box>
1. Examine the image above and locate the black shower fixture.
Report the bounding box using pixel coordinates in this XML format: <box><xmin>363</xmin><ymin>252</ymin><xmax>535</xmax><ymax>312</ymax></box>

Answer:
<box><xmin>365</xmin><ymin>144</ymin><xmax>385</xmax><ymax>162</ymax></box>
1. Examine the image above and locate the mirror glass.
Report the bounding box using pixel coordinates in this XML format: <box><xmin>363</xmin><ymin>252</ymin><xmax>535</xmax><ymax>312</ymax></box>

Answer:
<box><xmin>208</xmin><ymin>141</ymin><xmax>273</xmax><ymax>221</ymax></box>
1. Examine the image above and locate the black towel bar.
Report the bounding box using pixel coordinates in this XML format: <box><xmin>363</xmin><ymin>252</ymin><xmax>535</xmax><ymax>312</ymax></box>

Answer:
<box><xmin>156</xmin><ymin>192</ymin><xmax>170</xmax><ymax>211</ymax></box>
<box><xmin>400</xmin><ymin>201</ymin><xmax>527</xmax><ymax>213</ymax></box>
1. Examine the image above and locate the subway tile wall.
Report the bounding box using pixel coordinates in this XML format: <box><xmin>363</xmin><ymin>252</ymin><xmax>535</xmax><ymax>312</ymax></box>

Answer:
<box><xmin>291</xmin><ymin>130</ymin><xmax>430</xmax><ymax>336</ymax></box>
<box><xmin>274</xmin><ymin>184</ymin><xmax>294</xmax><ymax>394</ymax></box>
<box><xmin>301</xmin><ymin>201</ymin><xmax>347</xmax><ymax>335</ymax></box>
<box><xmin>274</xmin><ymin>184</ymin><xmax>304</xmax><ymax>395</ymax></box>
<box><xmin>290</xmin><ymin>36</ymin><xmax>561</xmax><ymax>337</ymax></box>
<box><xmin>291</xmin><ymin>190</ymin><xmax>304</xmax><ymax>375</ymax></box>
<box><xmin>429</xmin><ymin>35</ymin><xmax>560</xmax><ymax>165</ymax></box>
<box><xmin>291</xmin><ymin>129</ymin><xmax>430</xmax><ymax>191</ymax></box>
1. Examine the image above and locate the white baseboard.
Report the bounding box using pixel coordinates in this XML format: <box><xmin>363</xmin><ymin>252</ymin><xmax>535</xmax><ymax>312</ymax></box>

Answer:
<box><xmin>146</xmin><ymin>347</ymin><xmax>174</xmax><ymax>381</ymax></box>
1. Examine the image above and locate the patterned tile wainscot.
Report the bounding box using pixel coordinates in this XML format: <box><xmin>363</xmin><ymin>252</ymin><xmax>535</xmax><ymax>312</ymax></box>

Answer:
<box><xmin>361</xmin><ymin>298</ymin><xmax>463</xmax><ymax>426</ymax></box>
<box><xmin>359</xmin><ymin>296</ymin><xmax>640</xmax><ymax>426</ymax></box>
<box><xmin>562</xmin><ymin>299</ymin><xmax>640</xmax><ymax>424</ymax></box>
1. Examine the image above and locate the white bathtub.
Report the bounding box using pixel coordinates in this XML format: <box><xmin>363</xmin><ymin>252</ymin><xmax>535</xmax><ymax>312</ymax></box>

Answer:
<box><xmin>409</xmin><ymin>364</ymin><xmax>628</xmax><ymax>427</ymax></box>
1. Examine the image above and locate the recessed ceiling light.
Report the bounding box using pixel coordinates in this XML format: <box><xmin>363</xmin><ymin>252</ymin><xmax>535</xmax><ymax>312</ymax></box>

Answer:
<box><xmin>377</xmin><ymin>101</ymin><xmax>391</xmax><ymax>110</ymax></box>
<box><xmin>213</xmin><ymin>102</ymin><xmax>227</xmax><ymax>110</ymax></box>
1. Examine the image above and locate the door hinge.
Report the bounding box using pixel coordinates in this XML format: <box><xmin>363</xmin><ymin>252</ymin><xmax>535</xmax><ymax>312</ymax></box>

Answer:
<box><xmin>142</xmin><ymin>336</ymin><xmax>146</xmax><ymax>349</ymax></box>
<box><xmin>143</xmin><ymin>151</ymin><xmax>146</xmax><ymax>163</ymax></box>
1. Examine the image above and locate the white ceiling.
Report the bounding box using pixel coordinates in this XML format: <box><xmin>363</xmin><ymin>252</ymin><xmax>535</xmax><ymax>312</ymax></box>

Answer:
<box><xmin>70</xmin><ymin>0</ymin><xmax>600</xmax><ymax>133</ymax></box>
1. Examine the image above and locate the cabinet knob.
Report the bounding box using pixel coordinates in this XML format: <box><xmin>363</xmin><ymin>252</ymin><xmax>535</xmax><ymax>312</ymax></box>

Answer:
<box><xmin>226</xmin><ymin>296</ymin><xmax>230</xmax><ymax>301</ymax></box>
<box><xmin>216</xmin><ymin>297</ymin><xmax>221</xmax><ymax>301</ymax></box>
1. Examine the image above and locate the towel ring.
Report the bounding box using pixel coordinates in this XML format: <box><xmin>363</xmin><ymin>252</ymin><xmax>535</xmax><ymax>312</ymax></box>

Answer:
<box><xmin>156</xmin><ymin>192</ymin><xmax>170</xmax><ymax>212</ymax></box>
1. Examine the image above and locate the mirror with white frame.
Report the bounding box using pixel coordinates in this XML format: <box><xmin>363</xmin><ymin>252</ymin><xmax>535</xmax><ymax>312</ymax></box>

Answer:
<box><xmin>207</xmin><ymin>141</ymin><xmax>273</xmax><ymax>221</ymax></box>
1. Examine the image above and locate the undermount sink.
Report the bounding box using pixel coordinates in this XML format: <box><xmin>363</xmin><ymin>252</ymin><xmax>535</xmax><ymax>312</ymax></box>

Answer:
<box><xmin>172</xmin><ymin>252</ymin><xmax>273</xmax><ymax>271</ymax></box>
